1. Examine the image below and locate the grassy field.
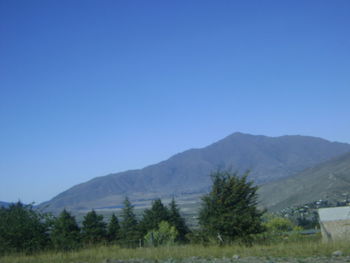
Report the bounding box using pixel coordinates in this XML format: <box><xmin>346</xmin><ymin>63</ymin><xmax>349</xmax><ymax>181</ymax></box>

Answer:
<box><xmin>2</xmin><ymin>236</ymin><xmax>350</xmax><ymax>263</ymax></box>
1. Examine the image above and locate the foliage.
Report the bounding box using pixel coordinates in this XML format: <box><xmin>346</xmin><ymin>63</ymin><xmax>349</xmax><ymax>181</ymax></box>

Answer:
<box><xmin>107</xmin><ymin>214</ymin><xmax>121</xmax><ymax>243</ymax></box>
<box><xmin>0</xmin><ymin>199</ymin><xmax>188</xmax><ymax>255</ymax></box>
<box><xmin>297</xmin><ymin>216</ymin><xmax>319</xmax><ymax>229</ymax></box>
<box><xmin>264</xmin><ymin>215</ymin><xmax>299</xmax><ymax>234</ymax></box>
<box><xmin>168</xmin><ymin>198</ymin><xmax>190</xmax><ymax>242</ymax></box>
<box><xmin>120</xmin><ymin>197</ymin><xmax>140</xmax><ymax>245</ymax></box>
<box><xmin>252</xmin><ymin>214</ymin><xmax>304</xmax><ymax>244</ymax></box>
<box><xmin>0</xmin><ymin>202</ymin><xmax>51</xmax><ymax>254</ymax></box>
<box><xmin>81</xmin><ymin>210</ymin><xmax>107</xmax><ymax>244</ymax></box>
<box><xmin>186</xmin><ymin>229</ymin><xmax>210</xmax><ymax>245</ymax></box>
<box><xmin>1</xmin><ymin>234</ymin><xmax>338</xmax><ymax>263</ymax></box>
<box><xmin>198</xmin><ymin>171</ymin><xmax>264</xmax><ymax>244</ymax></box>
<box><xmin>140</xmin><ymin>199</ymin><xmax>169</xmax><ymax>236</ymax></box>
<box><xmin>139</xmin><ymin>198</ymin><xmax>189</xmax><ymax>244</ymax></box>
<box><xmin>144</xmin><ymin>221</ymin><xmax>178</xmax><ymax>246</ymax></box>
<box><xmin>50</xmin><ymin>209</ymin><xmax>81</xmax><ymax>251</ymax></box>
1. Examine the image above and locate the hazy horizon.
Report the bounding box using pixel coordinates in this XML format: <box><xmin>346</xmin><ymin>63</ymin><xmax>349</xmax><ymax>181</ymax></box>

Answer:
<box><xmin>1</xmin><ymin>0</ymin><xmax>349</xmax><ymax>203</ymax></box>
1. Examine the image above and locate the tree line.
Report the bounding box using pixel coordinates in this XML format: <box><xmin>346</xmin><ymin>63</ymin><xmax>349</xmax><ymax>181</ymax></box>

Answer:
<box><xmin>0</xmin><ymin>196</ymin><xmax>190</xmax><ymax>254</ymax></box>
<box><xmin>0</xmin><ymin>171</ymin><xmax>267</xmax><ymax>255</ymax></box>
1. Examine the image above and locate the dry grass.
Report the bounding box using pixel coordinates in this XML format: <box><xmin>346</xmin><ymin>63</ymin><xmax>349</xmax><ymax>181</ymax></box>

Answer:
<box><xmin>1</xmin><ymin>238</ymin><xmax>349</xmax><ymax>263</ymax></box>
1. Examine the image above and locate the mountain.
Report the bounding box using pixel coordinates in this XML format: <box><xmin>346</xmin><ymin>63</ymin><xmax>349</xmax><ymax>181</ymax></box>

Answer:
<box><xmin>40</xmin><ymin>132</ymin><xmax>350</xmax><ymax>212</ymax></box>
<box><xmin>0</xmin><ymin>201</ymin><xmax>11</xmax><ymax>208</ymax></box>
<box><xmin>259</xmin><ymin>152</ymin><xmax>350</xmax><ymax>211</ymax></box>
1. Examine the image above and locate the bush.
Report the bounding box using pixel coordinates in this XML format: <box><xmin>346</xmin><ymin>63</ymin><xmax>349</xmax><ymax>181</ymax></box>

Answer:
<box><xmin>144</xmin><ymin>221</ymin><xmax>178</xmax><ymax>246</ymax></box>
<box><xmin>254</xmin><ymin>215</ymin><xmax>303</xmax><ymax>244</ymax></box>
<box><xmin>264</xmin><ymin>216</ymin><xmax>297</xmax><ymax>233</ymax></box>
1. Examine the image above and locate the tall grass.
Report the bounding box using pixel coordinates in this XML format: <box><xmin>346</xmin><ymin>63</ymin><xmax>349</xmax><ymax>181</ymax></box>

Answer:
<box><xmin>1</xmin><ymin>237</ymin><xmax>349</xmax><ymax>263</ymax></box>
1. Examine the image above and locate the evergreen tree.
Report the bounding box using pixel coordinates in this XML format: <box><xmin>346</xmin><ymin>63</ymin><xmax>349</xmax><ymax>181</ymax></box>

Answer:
<box><xmin>0</xmin><ymin>202</ymin><xmax>50</xmax><ymax>254</ymax></box>
<box><xmin>140</xmin><ymin>198</ymin><xmax>169</xmax><ymax>235</ymax></box>
<box><xmin>81</xmin><ymin>210</ymin><xmax>107</xmax><ymax>244</ymax></box>
<box><xmin>120</xmin><ymin>197</ymin><xmax>140</xmax><ymax>244</ymax></box>
<box><xmin>198</xmin><ymin>171</ymin><xmax>264</xmax><ymax>244</ymax></box>
<box><xmin>168</xmin><ymin>198</ymin><xmax>190</xmax><ymax>242</ymax></box>
<box><xmin>51</xmin><ymin>209</ymin><xmax>81</xmax><ymax>251</ymax></box>
<box><xmin>107</xmin><ymin>213</ymin><xmax>121</xmax><ymax>243</ymax></box>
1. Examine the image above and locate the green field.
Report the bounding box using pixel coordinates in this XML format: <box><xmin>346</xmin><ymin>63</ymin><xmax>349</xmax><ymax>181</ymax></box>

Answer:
<box><xmin>2</xmin><ymin>235</ymin><xmax>349</xmax><ymax>263</ymax></box>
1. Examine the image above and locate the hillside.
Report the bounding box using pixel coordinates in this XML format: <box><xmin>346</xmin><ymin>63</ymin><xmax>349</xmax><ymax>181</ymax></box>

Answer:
<box><xmin>0</xmin><ymin>201</ymin><xmax>11</xmax><ymax>208</ymax></box>
<box><xmin>40</xmin><ymin>132</ymin><xmax>350</xmax><ymax>212</ymax></box>
<box><xmin>259</xmin><ymin>152</ymin><xmax>350</xmax><ymax>211</ymax></box>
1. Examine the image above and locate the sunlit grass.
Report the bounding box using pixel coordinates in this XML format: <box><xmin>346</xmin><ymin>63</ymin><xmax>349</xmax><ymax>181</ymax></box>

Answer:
<box><xmin>2</xmin><ymin>238</ymin><xmax>349</xmax><ymax>263</ymax></box>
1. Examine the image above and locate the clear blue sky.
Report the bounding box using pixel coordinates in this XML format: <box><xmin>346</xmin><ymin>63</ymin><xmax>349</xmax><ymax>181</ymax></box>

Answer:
<box><xmin>1</xmin><ymin>0</ymin><xmax>349</xmax><ymax>203</ymax></box>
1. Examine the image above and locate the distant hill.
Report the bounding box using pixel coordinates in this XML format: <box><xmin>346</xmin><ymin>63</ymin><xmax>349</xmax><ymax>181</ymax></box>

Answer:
<box><xmin>40</xmin><ymin>132</ymin><xmax>350</xmax><ymax>212</ymax></box>
<box><xmin>0</xmin><ymin>201</ymin><xmax>11</xmax><ymax>208</ymax></box>
<box><xmin>259</xmin><ymin>152</ymin><xmax>350</xmax><ymax>211</ymax></box>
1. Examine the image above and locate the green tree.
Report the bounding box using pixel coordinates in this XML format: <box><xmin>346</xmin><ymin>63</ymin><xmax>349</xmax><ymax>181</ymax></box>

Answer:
<box><xmin>140</xmin><ymin>199</ymin><xmax>169</xmax><ymax>235</ymax></box>
<box><xmin>50</xmin><ymin>209</ymin><xmax>81</xmax><ymax>251</ymax></box>
<box><xmin>0</xmin><ymin>202</ymin><xmax>50</xmax><ymax>254</ymax></box>
<box><xmin>81</xmin><ymin>210</ymin><xmax>107</xmax><ymax>244</ymax></box>
<box><xmin>168</xmin><ymin>198</ymin><xmax>190</xmax><ymax>242</ymax></box>
<box><xmin>198</xmin><ymin>171</ymin><xmax>264</xmax><ymax>244</ymax></box>
<box><xmin>144</xmin><ymin>221</ymin><xmax>178</xmax><ymax>247</ymax></box>
<box><xmin>120</xmin><ymin>197</ymin><xmax>140</xmax><ymax>245</ymax></box>
<box><xmin>107</xmin><ymin>213</ymin><xmax>121</xmax><ymax>243</ymax></box>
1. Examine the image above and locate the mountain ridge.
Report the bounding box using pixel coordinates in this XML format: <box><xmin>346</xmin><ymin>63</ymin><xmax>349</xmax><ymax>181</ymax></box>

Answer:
<box><xmin>40</xmin><ymin>132</ymin><xmax>350</xmax><ymax>212</ymax></box>
<box><xmin>259</xmin><ymin>151</ymin><xmax>350</xmax><ymax>211</ymax></box>
<box><xmin>0</xmin><ymin>201</ymin><xmax>11</xmax><ymax>208</ymax></box>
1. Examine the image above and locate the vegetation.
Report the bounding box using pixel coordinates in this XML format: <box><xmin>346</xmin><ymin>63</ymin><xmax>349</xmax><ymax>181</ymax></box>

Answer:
<box><xmin>168</xmin><ymin>198</ymin><xmax>190</xmax><ymax>242</ymax></box>
<box><xmin>263</xmin><ymin>215</ymin><xmax>301</xmax><ymax>234</ymax></box>
<box><xmin>107</xmin><ymin>213</ymin><xmax>121</xmax><ymax>243</ymax></box>
<box><xmin>140</xmin><ymin>199</ymin><xmax>170</xmax><ymax>237</ymax></box>
<box><xmin>0</xmin><ymin>197</ymin><xmax>191</xmax><ymax>256</ymax></box>
<box><xmin>50</xmin><ymin>209</ymin><xmax>81</xmax><ymax>251</ymax></box>
<box><xmin>0</xmin><ymin>202</ymin><xmax>51</xmax><ymax>254</ymax></box>
<box><xmin>140</xmin><ymin>198</ymin><xmax>190</xmax><ymax>244</ymax></box>
<box><xmin>1</xmin><ymin>170</ymin><xmax>336</xmax><ymax>262</ymax></box>
<box><xmin>144</xmin><ymin>221</ymin><xmax>178</xmax><ymax>246</ymax></box>
<box><xmin>198</xmin><ymin>171</ymin><xmax>264</xmax><ymax>244</ymax></box>
<box><xmin>120</xmin><ymin>197</ymin><xmax>141</xmax><ymax>246</ymax></box>
<box><xmin>5</xmin><ymin>236</ymin><xmax>350</xmax><ymax>263</ymax></box>
<box><xmin>81</xmin><ymin>210</ymin><xmax>107</xmax><ymax>244</ymax></box>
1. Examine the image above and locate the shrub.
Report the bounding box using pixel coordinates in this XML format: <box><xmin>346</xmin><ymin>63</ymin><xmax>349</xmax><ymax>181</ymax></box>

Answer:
<box><xmin>144</xmin><ymin>221</ymin><xmax>178</xmax><ymax>246</ymax></box>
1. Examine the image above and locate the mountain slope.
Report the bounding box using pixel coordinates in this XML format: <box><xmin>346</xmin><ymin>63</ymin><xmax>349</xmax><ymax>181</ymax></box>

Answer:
<box><xmin>41</xmin><ymin>132</ymin><xmax>350</xmax><ymax>211</ymax></box>
<box><xmin>259</xmin><ymin>152</ymin><xmax>350</xmax><ymax>211</ymax></box>
<box><xmin>0</xmin><ymin>201</ymin><xmax>11</xmax><ymax>208</ymax></box>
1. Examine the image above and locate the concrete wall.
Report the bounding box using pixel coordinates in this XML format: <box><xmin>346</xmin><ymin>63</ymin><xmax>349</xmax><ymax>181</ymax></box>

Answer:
<box><xmin>320</xmin><ymin>219</ymin><xmax>350</xmax><ymax>242</ymax></box>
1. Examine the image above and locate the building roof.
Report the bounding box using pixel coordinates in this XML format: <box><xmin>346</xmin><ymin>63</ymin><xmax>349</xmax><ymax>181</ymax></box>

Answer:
<box><xmin>318</xmin><ymin>206</ymin><xmax>350</xmax><ymax>222</ymax></box>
